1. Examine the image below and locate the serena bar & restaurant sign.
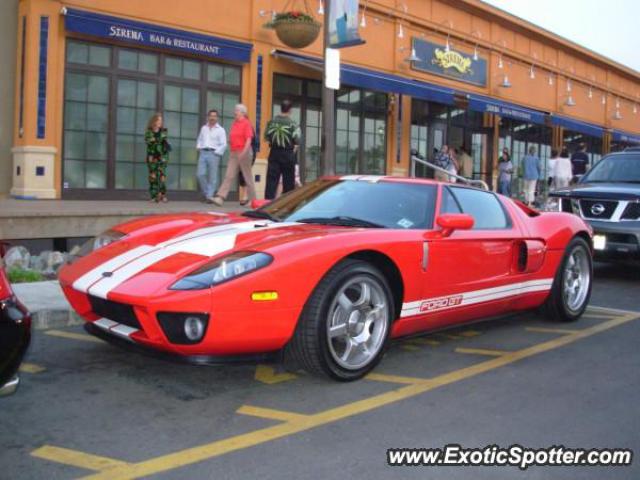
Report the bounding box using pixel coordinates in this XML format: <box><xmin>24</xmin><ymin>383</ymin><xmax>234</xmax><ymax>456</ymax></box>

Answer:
<box><xmin>62</xmin><ymin>7</ymin><xmax>252</xmax><ymax>63</ymax></box>
<box><xmin>411</xmin><ymin>38</ymin><xmax>487</xmax><ymax>87</ymax></box>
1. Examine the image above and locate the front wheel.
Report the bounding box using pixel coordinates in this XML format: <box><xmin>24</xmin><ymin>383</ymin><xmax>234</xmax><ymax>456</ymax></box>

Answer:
<box><xmin>544</xmin><ymin>236</ymin><xmax>592</xmax><ymax>322</ymax></box>
<box><xmin>285</xmin><ymin>259</ymin><xmax>394</xmax><ymax>381</ymax></box>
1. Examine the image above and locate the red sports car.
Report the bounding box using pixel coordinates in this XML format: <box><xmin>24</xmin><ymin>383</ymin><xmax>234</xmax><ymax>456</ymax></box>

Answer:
<box><xmin>59</xmin><ymin>177</ymin><xmax>593</xmax><ymax>381</ymax></box>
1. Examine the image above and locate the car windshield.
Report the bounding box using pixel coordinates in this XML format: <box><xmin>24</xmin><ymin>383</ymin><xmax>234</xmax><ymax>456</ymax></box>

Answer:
<box><xmin>581</xmin><ymin>154</ymin><xmax>640</xmax><ymax>183</ymax></box>
<box><xmin>249</xmin><ymin>179</ymin><xmax>437</xmax><ymax>229</ymax></box>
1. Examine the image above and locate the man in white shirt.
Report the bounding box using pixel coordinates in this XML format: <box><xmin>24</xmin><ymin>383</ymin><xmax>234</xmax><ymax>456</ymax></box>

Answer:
<box><xmin>196</xmin><ymin>110</ymin><xmax>227</xmax><ymax>203</ymax></box>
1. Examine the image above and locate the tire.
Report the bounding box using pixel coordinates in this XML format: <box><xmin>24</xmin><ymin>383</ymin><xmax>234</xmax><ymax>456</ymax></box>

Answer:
<box><xmin>285</xmin><ymin>259</ymin><xmax>394</xmax><ymax>381</ymax></box>
<box><xmin>543</xmin><ymin>236</ymin><xmax>592</xmax><ymax>322</ymax></box>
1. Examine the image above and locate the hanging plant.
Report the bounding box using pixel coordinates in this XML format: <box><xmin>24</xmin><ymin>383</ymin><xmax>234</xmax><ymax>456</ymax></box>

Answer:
<box><xmin>263</xmin><ymin>1</ymin><xmax>321</xmax><ymax>49</ymax></box>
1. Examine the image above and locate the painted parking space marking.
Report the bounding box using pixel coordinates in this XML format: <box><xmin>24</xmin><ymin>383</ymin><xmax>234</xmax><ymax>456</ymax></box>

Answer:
<box><xmin>525</xmin><ymin>326</ymin><xmax>580</xmax><ymax>335</ymax></box>
<box><xmin>45</xmin><ymin>330</ymin><xmax>103</xmax><ymax>343</ymax></box>
<box><xmin>459</xmin><ymin>330</ymin><xmax>482</xmax><ymax>337</ymax></box>
<box><xmin>455</xmin><ymin>347</ymin><xmax>510</xmax><ymax>357</ymax></box>
<box><xmin>254</xmin><ymin>365</ymin><xmax>297</xmax><ymax>384</ymax></box>
<box><xmin>32</xmin><ymin>446</ymin><xmax>131</xmax><ymax>472</ymax></box>
<box><xmin>28</xmin><ymin>307</ymin><xmax>638</xmax><ymax>480</ymax></box>
<box><xmin>237</xmin><ymin>405</ymin><xmax>310</xmax><ymax>423</ymax></box>
<box><xmin>365</xmin><ymin>373</ymin><xmax>431</xmax><ymax>385</ymax></box>
<box><xmin>19</xmin><ymin>362</ymin><xmax>46</xmax><ymax>374</ymax></box>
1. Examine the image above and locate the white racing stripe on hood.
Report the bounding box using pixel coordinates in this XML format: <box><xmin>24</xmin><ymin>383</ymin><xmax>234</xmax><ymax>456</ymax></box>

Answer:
<box><xmin>72</xmin><ymin>245</ymin><xmax>155</xmax><ymax>293</ymax></box>
<box><xmin>87</xmin><ymin>248</ymin><xmax>177</xmax><ymax>299</ymax></box>
<box><xmin>75</xmin><ymin>220</ymin><xmax>299</xmax><ymax>299</ymax></box>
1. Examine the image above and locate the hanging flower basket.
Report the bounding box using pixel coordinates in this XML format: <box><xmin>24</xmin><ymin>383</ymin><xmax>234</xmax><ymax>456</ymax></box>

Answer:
<box><xmin>264</xmin><ymin>11</ymin><xmax>321</xmax><ymax>49</ymax></box>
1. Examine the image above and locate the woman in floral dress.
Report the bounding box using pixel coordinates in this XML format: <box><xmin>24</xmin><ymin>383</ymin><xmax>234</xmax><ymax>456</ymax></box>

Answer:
<box><xmin>144</xmin><ymin>113</ymin><xmax>170</xmax><ymax>203</ymax></box>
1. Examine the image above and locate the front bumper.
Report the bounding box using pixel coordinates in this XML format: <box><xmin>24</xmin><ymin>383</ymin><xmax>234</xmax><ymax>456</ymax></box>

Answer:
<box><xmin>85</xmin><ymin>322</ymin><xmax>278</xmax><ymax>365</ymax></box>
<box><xmin>586</xmin><ymin>220</ymin><xmax>640</xmax><ymax>259</ymax></box>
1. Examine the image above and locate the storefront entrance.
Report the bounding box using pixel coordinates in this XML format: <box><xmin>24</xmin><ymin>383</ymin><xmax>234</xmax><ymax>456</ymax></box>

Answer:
<box><xmin>410</xmin><ymin>99</ymin><xmax>490</xmax><ymax>182</ymax></box>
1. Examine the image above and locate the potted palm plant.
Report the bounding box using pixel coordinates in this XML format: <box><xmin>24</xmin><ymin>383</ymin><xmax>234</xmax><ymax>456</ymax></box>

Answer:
<box><xmin>264</xmin><ymin>8</ymin><xmax>321</xmax><ymax>49</ymax></box>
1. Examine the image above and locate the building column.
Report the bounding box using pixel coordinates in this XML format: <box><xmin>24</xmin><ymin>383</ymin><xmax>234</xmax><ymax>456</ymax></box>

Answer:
<box><xmin>11</xmin><ymin>0</ymin><xmax>61</xmax><ymax>199</ymax></box>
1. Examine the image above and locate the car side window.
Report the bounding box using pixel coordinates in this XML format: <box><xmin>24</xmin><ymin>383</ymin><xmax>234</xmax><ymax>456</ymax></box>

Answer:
<box><xmin>440</xmin><ymin>187</ymin><xmax>462</xmax><ymax>214</ymax></box>
<box><xmin>448</xmin><ymin>187</ymin><xmax>511</xmax><ymax>229</ymax></box>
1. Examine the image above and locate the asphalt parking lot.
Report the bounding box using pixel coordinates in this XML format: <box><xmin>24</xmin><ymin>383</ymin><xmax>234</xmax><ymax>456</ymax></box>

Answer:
<box><xmin>1</xmin><ymin>262</ymin><xmax>639</xmax><ymax>480</ymax></box>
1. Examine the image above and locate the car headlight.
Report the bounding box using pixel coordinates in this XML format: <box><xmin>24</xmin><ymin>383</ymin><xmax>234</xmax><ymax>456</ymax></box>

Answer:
<box><xmin>170</xmin><ymin>252</ymin><xmax>273</xmax><ymax>290</ymax></box>
<box><xmin>75</xmin><ymin>230</ymin><xmax>125</xmax><ymax>258</ymax></box>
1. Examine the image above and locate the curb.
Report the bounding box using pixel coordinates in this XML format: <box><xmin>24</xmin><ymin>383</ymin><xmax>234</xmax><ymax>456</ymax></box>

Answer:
<box><xmin>31</xmin><ymin>309</ymin><xmax>84</xmax><ymax>330</ymax></box>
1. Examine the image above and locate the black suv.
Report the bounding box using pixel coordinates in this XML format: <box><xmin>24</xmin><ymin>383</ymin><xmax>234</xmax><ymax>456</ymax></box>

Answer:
<box><xmin>550</xmin><ymin>148</ymin><xmax>640</xmax><ymax>259</ymax></box>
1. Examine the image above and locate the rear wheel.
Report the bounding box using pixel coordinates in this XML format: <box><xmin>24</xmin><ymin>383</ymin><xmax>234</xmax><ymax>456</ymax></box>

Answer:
<box><xmin>285</xmin><ymin>259</ymin><xmax>393</xmax><ymax>381</ymax></box>
<box><xmin>544</xmin><ymin>237</ymin><xmax>592</xmax><ymax>322</ymax></box>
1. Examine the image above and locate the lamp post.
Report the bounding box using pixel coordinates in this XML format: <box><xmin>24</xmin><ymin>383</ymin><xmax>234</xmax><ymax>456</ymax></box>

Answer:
<box><xmin>321</xmin><ymin>0</ymin><xmax>336</xmax><ymax>175</ymax></box>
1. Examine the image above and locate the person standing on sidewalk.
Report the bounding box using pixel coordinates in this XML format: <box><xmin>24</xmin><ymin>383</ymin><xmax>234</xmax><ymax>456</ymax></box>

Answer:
<box><xmin>571</xmin><ymin>143</ymin><xmax>589</xmax><ymax>182</ymax></box>
<box><xmin>264</xmin><ymin>100</ymin><xmax>301</xmax><ymax>200</ymax></box>
<box><xmin>434</xmin><ymin>145</ymin><xmax>453</xmax><ymax>182</ymax></box>
<box><xmin>497</xmin><ymin>148</ymin><xmax>513</xmax><ymax>196</ymax></box>
<box><xmin>196</xmin><ymin>110</ymin><xmax>227</xmax><ymax>203</ymax></box>
<box><xmin>212</xmin><ymin>104</ymin><xmax>256</xmax><ymax>206</ymax></box>
<box><xmin>456</xmin><ymin>146</ymin><xmax>473</xmax><ymax>179</ymax></box>
<box><xmin>144</xmin><ymin>113</ymin><xmax>170</xmax><ymax>203</ymax></box>
<box><xmin>547</xmin><ymin>148</ymin><xmax>560</xmax><ymax>190</ymax></box>
<box><xmin>522</xmin><ymin>145</ymin><xmax>542</xmax><ymax>206</ymax></box>
<box><xmin>554</xmin><ymin>147</ymin><xmax>573</xmax><ymax>189</ymax></box>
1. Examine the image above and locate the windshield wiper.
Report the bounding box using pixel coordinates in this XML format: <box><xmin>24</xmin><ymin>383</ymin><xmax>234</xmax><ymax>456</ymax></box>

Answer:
<box><xmin>242</xmin><ymin>210</ymin><xmax>281</xmax><ymax>222</ymax></box>
<box><xmin>296</xmin><ymin>216</ymin><xmax>385</xmax><ymax>228</ymax></box>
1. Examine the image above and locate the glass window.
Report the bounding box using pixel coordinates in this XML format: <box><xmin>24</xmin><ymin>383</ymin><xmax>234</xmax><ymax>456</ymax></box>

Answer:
<box><xmin>440</xmin><ymin>187</ymin><xmax>462</xmax><ymax>214</ymax></box>
<box><xmin>89</xmin><ymin>45</ymin><xmax>110</xmax><ymax>67</ymax></box>
<box><xmin>67</xmin><ymin>40</ymin><xmax>111</xmax><ymax>67</ymax></box>
<box><xmin>165</xmin><ymin>57</ymin><xmax>182</xmax><ymax>77</ymax></box>
<box><xmin>63</xmin><ymin>71</ymin><xmax>109</xmax><ymax>189</ymax></box>
<box><xmin>117</xmin><ymin>49</ymin><xmax>158</xmax><ymax>74</ymax></box>
<box><xmin>115</xmin><ymin>79</ymin><xmax>157</xmax><ymax>189</ymax></box>
<box><xmin>448</xmin><ymin>187</ymin><xmax>510</xmax><ymax>229</ymax></box>
<box><xmin>67</xmin><ymin>41</ymin><xmax>88</xmax><ymax>64</ymax></box>
<box><xmin>65</xmin><ymin>41</ymin><xmax>241</xmax><ymax>195</ymax></box>
<box><xmin>261</xmin><ymin>179</ymin><xmax>437</xmax><ymax>230</ymax></box>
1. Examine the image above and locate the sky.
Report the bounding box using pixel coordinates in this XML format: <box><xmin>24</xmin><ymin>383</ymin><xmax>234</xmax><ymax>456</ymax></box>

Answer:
<box><xmin>481</xmin><ymin>0</ymin><xmax>640</xmax><ymax>74</ymax></box>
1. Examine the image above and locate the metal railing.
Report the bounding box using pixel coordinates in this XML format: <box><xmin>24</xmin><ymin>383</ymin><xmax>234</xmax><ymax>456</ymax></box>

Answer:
<box><xmin>410</xmin><ymin>154</ymin><xmax>490</xmax><ymax>191</ymax></box>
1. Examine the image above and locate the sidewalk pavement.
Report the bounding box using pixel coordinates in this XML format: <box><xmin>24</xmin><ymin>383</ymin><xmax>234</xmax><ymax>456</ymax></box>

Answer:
<box><xmin>12</xmin><ymin>280</ymin><xmax>81</xmax><ymax>330</ymax></box>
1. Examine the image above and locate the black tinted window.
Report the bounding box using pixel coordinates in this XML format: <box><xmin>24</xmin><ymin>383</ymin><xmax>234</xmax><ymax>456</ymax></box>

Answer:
<box><xmin>582</xmin><ymin>154</ymin><xmax>640</xmax><ymax>183</ymax></box>
<box><xmin>260</xmin><ymin>179</ymin><xmax>437</xmax><ymax>229</ymax></box>
<box><xmin>448</xmin><ymin>187</ymin><xmax>510</xmax><ymax>229</ymax></box>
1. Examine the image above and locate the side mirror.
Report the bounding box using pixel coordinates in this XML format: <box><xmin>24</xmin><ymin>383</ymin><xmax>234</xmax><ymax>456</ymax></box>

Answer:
<box><xmin>436</xmin><ymin>213</ymin><xmax>474</xmax><ymax>237</ymax></box>
<box><xmin>250</xmin><ymin>199</ymin><xmax>271</xmax><ymax>210</ymax></box>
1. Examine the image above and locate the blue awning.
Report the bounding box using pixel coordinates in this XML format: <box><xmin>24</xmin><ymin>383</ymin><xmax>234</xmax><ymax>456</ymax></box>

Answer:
<box><xmin>272</xmin><ymin>50</ymin><xmax>455</xmax><ymax>105</ymax></box>
<box><xmin>612</xmin><ymin>130</ymin><xmax>640</xmax><ymax>144</ymax></box>
<box><xmin>466</xmin><ymin>94</ymin><xmax>547</xmax><ymax>125</ymax></box>
<box><xmin>549</xmin><ymin>115</ymin><xmax>604</xmax><ymax>138</ymax></box>
<box><xmin>63</xmin><ymin>8</ymin><xmax>252</xmax><ymax>63</ymax></box>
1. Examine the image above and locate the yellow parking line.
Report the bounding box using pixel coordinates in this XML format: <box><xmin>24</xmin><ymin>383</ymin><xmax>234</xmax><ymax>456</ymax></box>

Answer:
<box><xmin>459</xmin><ymin>330</ymin><xmax>482</xmax><ymax>338</ymax></box>
<box><xmin>400</xmin><ymin>344</ymin><xmax>420</xmax><ymax>351</ymax></box>
<box><xmin>45</xmin><ymin>330</ymin><xmax>102</xmax><ymax>343</ymax></box>
<box><xmin>365</xmin><ymin>373</ymin><xmax>431</xmax><ymax>385</ymax></box>
<box><xmin>439</xmin><ymin>334</ymin><xmax>463</xmax><ymax>340</ymax></box>
<box><xmin>588</xmin><ymin>305</ymin><xmax>639</xmax><ymax>315</ymax></box>
<box><xmin>19</xmin><ymin>363</ymin><xmax>46</xmax><ymax>374</ymax></box>
<box><xmin>455</xmin><ymin>347</ymin><xmax>510</xmax><ymax>357</ymax></box>
<box><xmin>526</xmin><ymin>327</ymin><xmax>579</xmax><ymax>335</ymax></box>
<box><xmin>32</xmin><ymin>445</ymin><xmax>131</xmax><ymax>471</ymax></box>
<box><xmin>38</xmin><ymin>309</ymin><xmax>635</xmax><ymax>480</ymax></box>
<box><xmin>407</xmin><ymin>338</ymin><xmax>441</xmax><ymax>346</ymax></box>
<box><xmin>236</xmin><ymin>406</ymin><xmax>309</xmax><ymax>423</ymax></box>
